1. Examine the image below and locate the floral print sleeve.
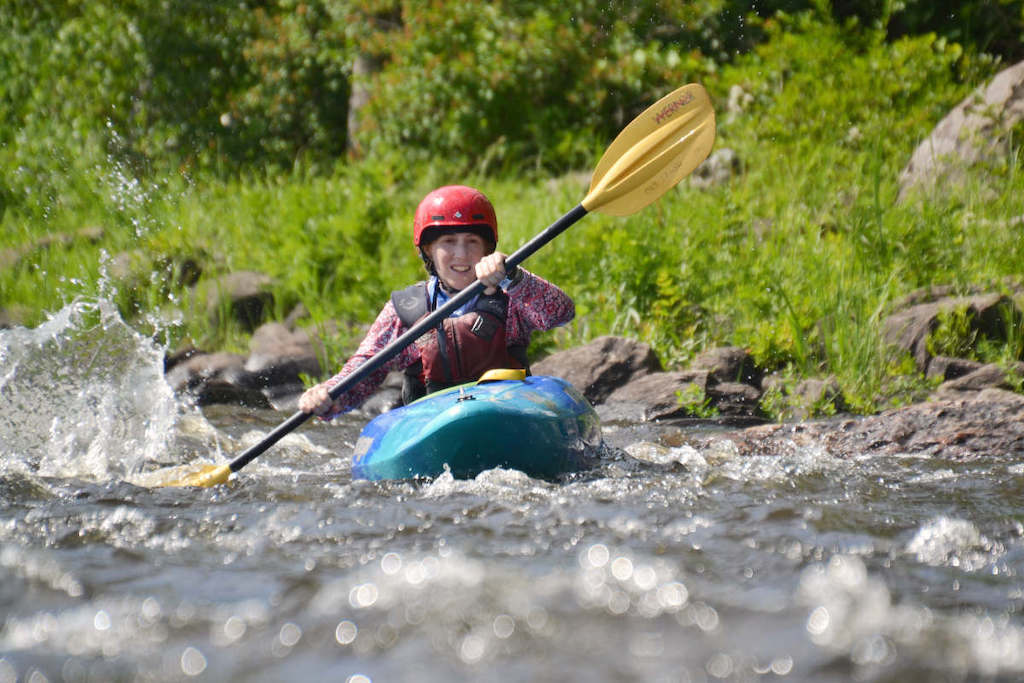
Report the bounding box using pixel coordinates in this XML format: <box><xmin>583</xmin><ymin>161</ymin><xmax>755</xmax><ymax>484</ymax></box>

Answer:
<box><xmin>505</xmin><ymin>269</ymin><xmax>575</xmax><ymax>346</ymax></box>
<box><xmin>320</xmin><ymin>301</ymin><xmax>418</xmax><ymax>419</ymax></box>
<box><xmin>319</xmin><ymin>269</ymin><xmax>573</xmax><ymax>418</ymax></box>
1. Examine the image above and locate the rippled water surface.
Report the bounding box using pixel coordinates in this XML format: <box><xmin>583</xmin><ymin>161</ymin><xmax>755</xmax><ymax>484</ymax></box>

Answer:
<box><xmin>3</xmin><ymin>300</ymin><xmax>1024</xmax><ymax>682</ymax></box>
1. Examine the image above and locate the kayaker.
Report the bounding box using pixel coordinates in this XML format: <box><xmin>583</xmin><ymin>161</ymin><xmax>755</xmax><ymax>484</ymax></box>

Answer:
<box><xmin>299</xmin><ymin>184</ymin><xmax>575</xmax><ymax>418</ymax></box>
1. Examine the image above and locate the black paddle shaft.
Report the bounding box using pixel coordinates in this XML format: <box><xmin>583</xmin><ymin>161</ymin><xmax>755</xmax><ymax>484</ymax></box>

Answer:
<box><xmin>227</xmin><ymin>203</ymin><xmax>589</xmax><ymax>473</ymax></box>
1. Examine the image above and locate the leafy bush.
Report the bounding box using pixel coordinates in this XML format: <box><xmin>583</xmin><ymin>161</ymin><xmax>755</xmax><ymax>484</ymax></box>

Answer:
<box><xmin>3</xmin><ymin>2</ymin><xmax>1023</xmax><ymax>414</ymax></box>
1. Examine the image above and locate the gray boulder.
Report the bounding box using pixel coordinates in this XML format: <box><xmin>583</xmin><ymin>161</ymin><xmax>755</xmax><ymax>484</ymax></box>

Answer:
<box><xmin>690</xmin><ymin>148</ymin><xmax>740</xmax><ymax>189</ymax></box>
<box><xmin>164</xmin><ymin>351</ymin><xmax>271</xmax><ymax>408</ymax></box>
<box><xmin>934</xmin><ymin>362</ymin><xmax>1024</xmax><ymax>397</ymax></box>
<box><xmin>245</xmin><ymin>322</ymin><xmax>322</xmax><ymax>389</ymax></box>
<box><xmin>605</xmin><ymin>370</ymin><xmax>711</xmax><ymax>421</ymax></box>
<box><xmin>899</xmin><ymin>60</ymin><xmax>1024</xmax><ymax>200</ymax></box>
<box><xmin>680</xmin><ymin>389</ymin><xmax>1024</xmax><ymax>462</ymax></box>
<box><xmin>883</xmin><ymin>292</ymin><xmax>1019</xmax><ymax>371</ymax></box>
<box><xmin>532</xmin><ymin>335</ymin><xmax>661</xmax><ymax>404</ymax></box>
<box><xmin>689</xmin><ymin>346</ymin><xmax>761</xmax><ymax>386</ymax></box>
<box><xmin>205</xmin><ymin>271</ymin><xmax>275</xmax><ymax>331</ymax></box>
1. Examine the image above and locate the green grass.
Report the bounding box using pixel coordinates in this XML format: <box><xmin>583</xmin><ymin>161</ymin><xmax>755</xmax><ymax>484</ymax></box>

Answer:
<box><xmin>2</xmin><ymin>16</ymin><xmax>1022</xmax><ymax>415</ymax></box>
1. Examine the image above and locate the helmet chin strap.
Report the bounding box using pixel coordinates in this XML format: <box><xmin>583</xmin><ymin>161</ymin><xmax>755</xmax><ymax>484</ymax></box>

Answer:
<box><xmin>418</xmin><ymin>248</ymin><xmax>438</xmax><ymax>277</ymax></box>
<box><xmin>419</xmin><ymin>248</ymin><xmax>458</xmax><ymax>294</ymax></box>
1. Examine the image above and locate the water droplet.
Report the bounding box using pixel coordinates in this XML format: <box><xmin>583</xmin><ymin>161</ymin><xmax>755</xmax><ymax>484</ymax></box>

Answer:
<box><xmin>707</xmin><ymin>652</ymin><xmax>733</xmax><ymax>678</ymax></box>
<box><xmin>0</xmin><ymin>660</ymin><xmax>17</xmax><ymax>683</ymax></box>
<box><xmin>807</xmin><ymin>605</ymin><xmax>831</xmax><ymax>636</ymax></box>
<box><xmin>460</xmin><ymin>634</ymin><xmax>486</xmax><ymax>663</ymax></box>
<box><xmin>381</xmin><ymin>552</ymin><xmax>402</xmax><ymax>575</ymax></box>
<box><xmin>336</xmin><ymin>620</ymin><xmax>358</xmax><ymax>645</ymax></box>
<box><xmin>93</xmin><ymin>610</ymin><xmax>111</xmax><ymax>631</ymax></box>
<box><xmin>585</xmin><ymin>543</ymin><xmax>609</xmax><ymax>567</ymax></box>
<box><xmin>349</xmin><ymin>583</ymin><xmax>379</xmax><ymax>608</ymax></box>
<box><xmin>611</xmin><ymin>556</ymin><xmax>634</xmax><ymax>581</ymax></box>
<box><xmin>493</xmin><ymin>614</ymin><xmax>515</xmax><ymax>639</ymax></box>
<box><xmin>279</xmin><ymin>622</ymin><xmax>302</xmax><ymax>648</ymax></box>
<box><xmin>180</xmin><ymin>646</ymin><xmax>207</xmax><ymax>676</ymax></box>
<box><xmin>771</xmin><ymin>655</ymin><xmax>794</xmax><ymax>675</ymax></box>
<box><xmin>224</xmin><ymin>616</ymin><xmax>246</xmax><ymax>642</ymax></box>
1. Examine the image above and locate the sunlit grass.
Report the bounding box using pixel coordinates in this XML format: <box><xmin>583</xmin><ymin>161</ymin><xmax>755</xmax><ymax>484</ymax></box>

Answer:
<box><xmin>2</xmin><ymin>22</ymin><xmax>1022</xmax><ymax>415</ymax></box>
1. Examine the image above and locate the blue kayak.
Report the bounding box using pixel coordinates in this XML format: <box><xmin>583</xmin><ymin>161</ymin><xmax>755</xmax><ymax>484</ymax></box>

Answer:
<box><xmin>351</xmin><ymin>372</ymin><xmax>601</xmax><ymax>481</ymax></box>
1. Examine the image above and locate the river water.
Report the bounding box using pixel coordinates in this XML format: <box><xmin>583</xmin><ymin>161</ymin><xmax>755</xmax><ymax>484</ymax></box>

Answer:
<box><xmin>2</xmin><ymin>299</ymin><xmax>1023</xmax><ymax>682</ymax></box>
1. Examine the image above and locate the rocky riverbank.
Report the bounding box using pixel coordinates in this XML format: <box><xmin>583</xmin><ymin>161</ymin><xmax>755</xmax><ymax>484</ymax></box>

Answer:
<box><xmin>161</xmin><ymin>275</ymin><xmax>1024</xmax><ymax>461</ymax></box>
<box><xmin>160</xmin><ymin>57</ymin><xmax>1024</xmax><ymax>453</ymax></box>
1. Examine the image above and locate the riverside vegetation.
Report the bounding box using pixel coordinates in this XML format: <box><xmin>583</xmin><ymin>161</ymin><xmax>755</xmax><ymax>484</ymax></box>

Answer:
<box><xmin>2</xmin><ymin>1</ymin><xmax>1023</xmax><ymax>418</ymax></box>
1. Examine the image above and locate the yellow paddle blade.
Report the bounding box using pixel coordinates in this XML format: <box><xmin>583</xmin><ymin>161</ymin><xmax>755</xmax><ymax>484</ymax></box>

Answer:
<box><xmin>135</xmin><ymin>463</ymin><xmax>232</xmax><ymax>488</ymax></box>
<box><xmin>582</xmin><ymin>83</ymin><xmax>716</xmax><ymax>217</ymax></box>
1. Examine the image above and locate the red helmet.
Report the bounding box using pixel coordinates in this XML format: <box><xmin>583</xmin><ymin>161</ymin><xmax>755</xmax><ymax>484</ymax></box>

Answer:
<box><xmin>413</xmin><ymin>185</ymin><xmax>497</xmax><ymax>246</ymax></box>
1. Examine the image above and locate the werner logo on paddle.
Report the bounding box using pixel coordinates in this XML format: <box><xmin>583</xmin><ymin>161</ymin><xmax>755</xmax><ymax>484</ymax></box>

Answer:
<box><xmin>653</xmin><ymin>93</ymin><xmax>695</xmax><ymax>125</ymax></box>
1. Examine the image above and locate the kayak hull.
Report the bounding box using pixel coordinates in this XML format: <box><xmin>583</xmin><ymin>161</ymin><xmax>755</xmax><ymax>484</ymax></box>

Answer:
<box><xmin>352</xmin><ymin>375</ymin><xmax>601</xmax><ymax>481</ymax></box>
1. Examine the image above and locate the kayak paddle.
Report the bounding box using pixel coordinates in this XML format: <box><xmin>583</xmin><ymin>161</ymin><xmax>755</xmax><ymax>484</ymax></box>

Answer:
<box><xmin>154</xmin><ymin>82</ymin><xmax>715</xmax><ymax>487</ymax></box>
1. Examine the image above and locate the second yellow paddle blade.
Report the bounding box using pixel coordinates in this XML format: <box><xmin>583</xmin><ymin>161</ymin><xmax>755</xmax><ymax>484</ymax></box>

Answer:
<box><xmin>582</xmin><ymin>83</ymin><xmax>716</xmax><ymax>217</ymax></box>
<box><xmin>136</xmin><ymin>463</ymin><xmax>232</xmax><ymax>488</ymax></box>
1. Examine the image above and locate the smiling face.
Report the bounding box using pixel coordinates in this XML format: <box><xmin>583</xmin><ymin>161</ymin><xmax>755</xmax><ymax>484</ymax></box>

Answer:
<box><xmin>424</xmin><ymin>231</ymin><xmax>490</xmax><ymax>291</ymax></box>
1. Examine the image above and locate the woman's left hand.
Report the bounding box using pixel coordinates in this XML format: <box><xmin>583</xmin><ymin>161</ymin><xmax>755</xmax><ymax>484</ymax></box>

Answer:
<box><xmin>475</xmin><ymin>251</ymin><xmax>508</xmax><ymax>294</ymax></box>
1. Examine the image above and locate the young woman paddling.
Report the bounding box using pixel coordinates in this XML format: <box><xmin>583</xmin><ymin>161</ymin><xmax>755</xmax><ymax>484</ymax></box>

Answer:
<box><xmin>299</xmin><ymin>185</ymin><xmax>575</xmax><ymax>419</ymax></box>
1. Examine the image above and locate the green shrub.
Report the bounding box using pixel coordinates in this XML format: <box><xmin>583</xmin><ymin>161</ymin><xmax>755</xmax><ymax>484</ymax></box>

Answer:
<box><xmin>3</xmin><ymin>3</ymin><xmax>1023</xmax><ymax>415</ymax></box>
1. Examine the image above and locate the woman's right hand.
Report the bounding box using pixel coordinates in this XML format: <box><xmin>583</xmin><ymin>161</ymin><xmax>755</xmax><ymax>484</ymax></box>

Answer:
<box><xmin>298</xmin><ymin>382</ymin><xmax>333</xmax><ymax>416</ymax></box>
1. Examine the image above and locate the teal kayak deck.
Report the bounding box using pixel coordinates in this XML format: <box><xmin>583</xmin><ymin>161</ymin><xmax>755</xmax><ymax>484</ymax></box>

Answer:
<box><xmin>352</xmin><ymin>375</ymin><xmax>601</xmax><ymax>481</ymax></box>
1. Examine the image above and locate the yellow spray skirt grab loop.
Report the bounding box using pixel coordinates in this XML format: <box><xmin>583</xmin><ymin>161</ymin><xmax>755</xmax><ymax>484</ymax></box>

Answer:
<box><xmin>476</xmin><ymin>368</ymin><xmax>528</xmax><ymax>384</ymax></box>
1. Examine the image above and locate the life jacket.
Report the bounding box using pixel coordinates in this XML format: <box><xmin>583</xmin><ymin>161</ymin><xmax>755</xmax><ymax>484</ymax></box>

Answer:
<box><xmin>391</xmin><ymin>282</ymin><xmax>529</xmax><ymax>404</ymax></box>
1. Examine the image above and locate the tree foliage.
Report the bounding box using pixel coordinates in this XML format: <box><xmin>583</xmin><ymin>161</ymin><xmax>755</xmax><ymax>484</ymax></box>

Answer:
<box><xmin>1</xmin><ymin>0</ymin><xmax>1020</xmax><ymax>220</ymax></box>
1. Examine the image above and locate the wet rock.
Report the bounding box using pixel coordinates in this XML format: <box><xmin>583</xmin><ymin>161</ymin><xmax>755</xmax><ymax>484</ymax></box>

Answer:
<box><xmin>533</xmin><ymin>335</ymin><xmax>661</xmax><ymax>404</ymax></box>
<box><xmin>821</xmin><ymin>389</ymin><xmax>1024</xmax><ymax>461</ymax></box>
<box><xmin>882</xmin><ymin>293</ymin><xmax>1019</xmax><ymax>371</ymax></box>
<box><xmin>164</xmin><ymin>351</ymin><xmax>271</xmax><ymax>408</ymax></box>
<box><xmin>707</xmin><ymin>381</ymin><xmax>763</xmax><ymax>417</ymax></box>
<box><xmin>165</xmin><ymin>351</ymin><xmax>247</xmax><ymax>392</ymax></box>
<box><xmin>244</xmin><ymin>322</ymin><xmax>322</xmax><ymax>388</ymax></box>
<box><xmin>899</xmin><ymin>60</ymin><xmax>1024</xmax><ymax>201</ymax></box>
<box><xmin>357</xmin><ymin>371</ymin><xmax>404</xmax><ymax>415</ymax></box>
<box><xmin>689</xmin><ymin>346</ymin><xmax>761</xmax><ymax>386</ymax></box>
<box><xmin>605</xmin><ymin>370</ymin><xmax>710</xmax><ymax>421</ymax></box>
<box><xmin>204</xmin><ymin>271</ymin><xmax>275</xmax><ymax>331</ymax></box>
<box><xmin>682</xmin><ymin>389</ymin><xmax>1024</xmax><ymax>462</ymax></box>
<box><xmin>188</xmin><ymin>379</ymin><xmax>272</xmax><ymax>409</ymax></box>
<box><xmin>164</xmin><ymin>345</ymin><xmax>203</xmax><ymax>373</ymax></box>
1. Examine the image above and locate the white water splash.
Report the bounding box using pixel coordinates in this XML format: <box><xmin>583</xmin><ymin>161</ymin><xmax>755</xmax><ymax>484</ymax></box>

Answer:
<box><xmin>799</xmin><ymin>554</ymin><xmax>1024</xmax><ymax>676</ymax></box>
<box><xmin>906</xmin><ymin>516</ymin><xmax>1003</xmax><ymax>572</ymax></box>
<box><xmin>0</xmin><ymin>298</ymin><xmax>180</xmax><ymax>480</ymax></box>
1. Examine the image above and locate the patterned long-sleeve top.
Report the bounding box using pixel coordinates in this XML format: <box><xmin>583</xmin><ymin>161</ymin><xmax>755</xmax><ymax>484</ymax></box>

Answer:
<box><xmin>320</xmin><ymin>269</ymin><xmax>573</xmax><ymax>418</ymax></box>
